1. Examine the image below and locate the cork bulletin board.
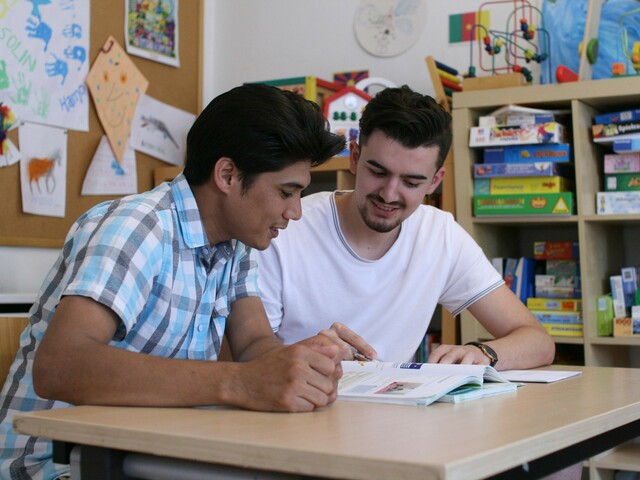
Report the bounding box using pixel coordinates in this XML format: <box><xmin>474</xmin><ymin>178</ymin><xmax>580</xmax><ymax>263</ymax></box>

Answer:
<box><xmin>0</xmin><ymin>1</ymin><xmax>202</xmax><ymax>247</ymax></box>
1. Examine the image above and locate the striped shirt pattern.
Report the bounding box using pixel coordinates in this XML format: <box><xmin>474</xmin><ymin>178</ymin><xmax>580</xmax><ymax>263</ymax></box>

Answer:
<box><xmin>0</xmin><ymin>174</ymin><xmax>258</xmax><ymax>479</ymax></box>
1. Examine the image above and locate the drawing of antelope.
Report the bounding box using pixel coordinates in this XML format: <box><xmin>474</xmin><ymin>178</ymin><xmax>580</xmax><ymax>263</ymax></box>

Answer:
<box><xmin>28</xmin><ymin>150</ymin><xmax>61</xmax><ymax>194</ymax></box>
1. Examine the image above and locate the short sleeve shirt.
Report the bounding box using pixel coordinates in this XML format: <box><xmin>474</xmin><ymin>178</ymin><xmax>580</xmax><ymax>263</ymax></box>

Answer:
<box><xmin>0</xmin><ymin>174</ymin><xmax>259</xmax><ymax>480</ymax></box>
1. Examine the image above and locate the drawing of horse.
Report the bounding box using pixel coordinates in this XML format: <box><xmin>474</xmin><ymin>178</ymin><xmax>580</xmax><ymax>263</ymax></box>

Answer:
<box><xmin>28</xmin><ymin>151</ymin><xmax>60</xmax><ymax>194</ymax></box>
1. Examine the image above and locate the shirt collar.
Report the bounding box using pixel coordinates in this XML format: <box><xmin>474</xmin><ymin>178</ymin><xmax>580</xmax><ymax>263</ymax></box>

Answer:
<box><xmin>170</xmin><ymin>174</ymin><xmax>237</xmax><ymax>256</ymax></box>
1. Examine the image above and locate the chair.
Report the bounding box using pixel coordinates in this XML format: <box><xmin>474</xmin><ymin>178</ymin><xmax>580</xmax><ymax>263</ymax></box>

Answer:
<box><xmin>0</xmin><ymin>317</ymin><xmax>29</xmax><ymax>383</ymax></box>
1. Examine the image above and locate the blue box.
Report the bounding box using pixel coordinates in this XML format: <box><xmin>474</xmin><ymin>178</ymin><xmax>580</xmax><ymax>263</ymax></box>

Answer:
<box><xmin>473</xmin><ymin>161</ymin><xmax>574</xmax><ymax>178</ymax></box>
<box><xmin>483</xmin><ymin>144</ymin><xmax>572</xmax><ymax>164</ymax></box>
<box><xmin>613</xmin><ymin>138</ymin><xmax>640</xmax><ymax>153</ymax></box>
<box><xmin>595</xmin><ymin>109</ymin><xmax>640</xmax><ymax>125</ymax></box>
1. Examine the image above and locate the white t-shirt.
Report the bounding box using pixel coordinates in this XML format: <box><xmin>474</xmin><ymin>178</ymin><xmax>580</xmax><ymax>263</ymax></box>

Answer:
<box><xmin>255</xmin><ymin>191</ymin><xmax>503</xmax><ymax>362</ymax></box>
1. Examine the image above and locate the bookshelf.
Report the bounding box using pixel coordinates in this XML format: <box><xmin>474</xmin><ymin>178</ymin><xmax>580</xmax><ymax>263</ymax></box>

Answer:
<box><xmin>451</xmin><ymin>75</ymin><xmax>640</xmax><ymax>476</ymax></box>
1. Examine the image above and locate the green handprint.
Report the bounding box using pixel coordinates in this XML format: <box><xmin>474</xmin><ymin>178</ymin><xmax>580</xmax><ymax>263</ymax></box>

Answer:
<box><xmin>33</xmin><ymin>87</ymin><xmax>49</xmax><ymax>118</ymax></box>
<box><xmin>0</xmin><ymin>60</ymin><xmax>8</xmax><ymax>90</ymax></box>
<box><xmin>10</xmin><ymin>72</ymin><xmax>31</xmax><ymax>105</ymax></box>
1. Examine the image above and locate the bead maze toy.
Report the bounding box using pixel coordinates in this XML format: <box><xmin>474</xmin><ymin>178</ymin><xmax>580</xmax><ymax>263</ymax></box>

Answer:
<box><xmin>425</xmin><ymin>56</ymin><xmax>462</xmax><ymax>113</ymax></box>
<box><xmin>465</xmin><ymin>0</ymin><xmax>552</xmax><ymax>88</ymax></box>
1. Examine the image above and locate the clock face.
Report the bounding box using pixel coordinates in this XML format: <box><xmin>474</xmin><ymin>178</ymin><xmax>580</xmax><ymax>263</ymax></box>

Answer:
<box><xmin>354</xmin><ymin>0</ymin><xmax>427</xmax><ymax>57</ymax></box>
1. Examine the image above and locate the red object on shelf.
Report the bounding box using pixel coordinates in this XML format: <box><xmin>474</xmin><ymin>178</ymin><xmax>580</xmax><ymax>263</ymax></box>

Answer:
<box><xmin>556</xmin><ymin>65</ymin><xmax>579</xmax><ymax>83</ymax></box>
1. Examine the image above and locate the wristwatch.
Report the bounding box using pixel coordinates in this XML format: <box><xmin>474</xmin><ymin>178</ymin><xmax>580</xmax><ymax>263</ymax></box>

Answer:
<box><xmin>465</xmin><ymin>342</ymin><xmax>498</xmax><ymax>367</ymax></box>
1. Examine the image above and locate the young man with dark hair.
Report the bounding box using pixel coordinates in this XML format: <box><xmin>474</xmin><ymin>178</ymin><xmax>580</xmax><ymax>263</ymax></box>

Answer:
<box><xmin>0</xmin><ymin>84</ymin><xmax>348</xmax><ymax>479</ymax></box>
<box><xmin>256</xmin><ymin>85</ymin><xmax>555</xmax><ymax>369</ymax></box>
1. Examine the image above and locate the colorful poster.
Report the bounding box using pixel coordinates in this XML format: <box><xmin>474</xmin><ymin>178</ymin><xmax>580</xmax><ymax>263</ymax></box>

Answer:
<box><xmin>86</xmin><ymin>36</ymin><xmax>149</xmax><ymax>164</ymax></box>
<box><xmin>0</xmin><ymin>0</ymin><xmax>90</xmax><ymax>131</ymax></box>
<box><xmin>541</xmin><ymin>0</ymin><xmax>640</xmax><ymax>83</ymax></box>
<box><xmin>81</xmin><ymin>135</ymin><xmax>138</xmax><ymax>196</ymax></box>
<box><xmin>125</xmin><ymin>0</ymin><xmax>179</xmax><ymax>68</ymax></box>
<box><xmin>130</xmin><ymin>94</ymin><xmax>195</xmax><ymax>166</ymax></box>
<box><xmin>19</xmin><ymin>122</ymin><xmax>67</xmax><ymax>218</ymax></box>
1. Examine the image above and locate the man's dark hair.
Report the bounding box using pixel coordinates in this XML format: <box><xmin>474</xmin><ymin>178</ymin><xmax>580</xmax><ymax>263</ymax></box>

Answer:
<box><xmin>184</xmin><ymin>83</ymin><xmax>345</xmax><ymax>190</ymax></box>
<box><xmin>358</xmin><ymin>85</ymin><xmax>453</xmax><ymax>169</ymax></box>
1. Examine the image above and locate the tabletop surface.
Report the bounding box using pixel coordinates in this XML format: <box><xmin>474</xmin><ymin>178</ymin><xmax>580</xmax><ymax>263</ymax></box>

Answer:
<box><xmin>14</xmin><ymin>366</ymin><xmax>640</xmax><ymax>480</ymax></box>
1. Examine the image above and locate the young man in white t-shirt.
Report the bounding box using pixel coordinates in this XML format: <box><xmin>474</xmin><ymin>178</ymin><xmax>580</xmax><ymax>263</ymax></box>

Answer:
<box><xmin>255</xmin><ymin>85</ymin><xmax>555</xmax><ymax>370</ymax></box>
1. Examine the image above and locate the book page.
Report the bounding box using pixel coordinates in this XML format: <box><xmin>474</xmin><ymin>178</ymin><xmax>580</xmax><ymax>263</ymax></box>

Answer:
<box><xmin>338</xmin><ymin>370</ymin><xmax>480</xmax><ymax>406</ymax></box>
<box><xmin>500</xmin><ymin>370</ymin><xmax>582</xmax><ymax>383</ymax></box>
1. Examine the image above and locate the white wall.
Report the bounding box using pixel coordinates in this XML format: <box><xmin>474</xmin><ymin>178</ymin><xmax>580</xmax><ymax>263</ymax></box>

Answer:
<box><xmin>201</xmin><ymin>0</ymin><xmax>541</xmax><ymax>106</ymax></box>
<box><xmin>1</xmin><ymin>0</ymin><xmax>543</xmax><ymax>297</ymax></box>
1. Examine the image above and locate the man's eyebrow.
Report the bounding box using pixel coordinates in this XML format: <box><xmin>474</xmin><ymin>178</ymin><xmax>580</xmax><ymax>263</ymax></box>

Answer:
<box><xmin>366</xmin><ymin>160</ymin><xmax>429</xmax><ymax>181</ymax></box>
<box><xmin>281</xmin><ymin>181</ymin><xmax>307</xmax><ymax>190</ymax></box>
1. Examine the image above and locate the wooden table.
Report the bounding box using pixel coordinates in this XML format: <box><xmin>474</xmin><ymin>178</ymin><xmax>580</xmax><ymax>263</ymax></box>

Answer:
<box><xmin>14</xmin><ymin>366</ymin><xmax>640</xmax><ymax>480</ymax></box>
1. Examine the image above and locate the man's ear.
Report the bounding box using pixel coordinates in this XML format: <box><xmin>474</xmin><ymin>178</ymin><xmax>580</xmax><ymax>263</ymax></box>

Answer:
<box><xmin>212</xmin><ymin>157</ymin><xmax>238</xmax><ymax>194</ymax></box>
<box><xmin>426</xmin><ymin>166</ymin><xmax>446</xmax><ymax>195</ymax></box>
<box><xmin>349</xmin><ymin>141</ymin><xmax>359</xmax><ymax>175</ymax></box>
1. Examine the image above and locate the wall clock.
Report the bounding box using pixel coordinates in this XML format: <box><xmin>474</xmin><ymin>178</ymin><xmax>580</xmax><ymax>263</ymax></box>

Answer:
<box><xmin>353</xmin><ymin>0</ymin><xmax>427</xmax><ymax>57</ymax></box>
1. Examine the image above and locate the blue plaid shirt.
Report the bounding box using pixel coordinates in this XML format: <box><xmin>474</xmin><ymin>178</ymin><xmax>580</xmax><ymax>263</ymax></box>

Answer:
<box><xmin>0</xmin><ymin>174</ymin><xmax>259</xmax><ymax>479</ymax></box>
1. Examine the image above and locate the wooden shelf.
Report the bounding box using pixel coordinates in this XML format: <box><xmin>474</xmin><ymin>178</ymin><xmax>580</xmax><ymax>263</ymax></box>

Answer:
<box><xmin>452</xmin><ymin>76</ymin><xmax>640</xmax><ymax>477</ymax></box>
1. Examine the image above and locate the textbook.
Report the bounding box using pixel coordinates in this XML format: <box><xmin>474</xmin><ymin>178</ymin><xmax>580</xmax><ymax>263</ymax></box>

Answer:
<box><xmin>436</xmin><ymin>382</ymin><xmax>518</xmax><ymax>403</ymax></box>
<box><xmin>338</xmin><ymin>361</ymin><xmax>513</xmax><ymax>407</ymax></box>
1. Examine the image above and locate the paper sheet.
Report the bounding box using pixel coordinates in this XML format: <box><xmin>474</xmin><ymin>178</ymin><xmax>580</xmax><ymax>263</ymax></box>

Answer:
<box><xmin>81</xmin><ymin>135</ymin><xmax>137</xmax><ymax>196</ymax></box>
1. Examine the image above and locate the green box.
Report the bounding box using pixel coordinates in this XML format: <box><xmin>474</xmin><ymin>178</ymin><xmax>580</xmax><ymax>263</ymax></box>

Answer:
<box><xmin>473</xmin><ymin>192</ymin><xmax>574</xmax><ymax>216</ymax></box>
<box><xmin>604</xmin><ymin>173</ymin><xmax>640</xmax><ymax>191</ymax></box>
<box><xmin>597</xmin><ymin>294</ymin><xmax>614</xmax><ymax>337</ymax></box>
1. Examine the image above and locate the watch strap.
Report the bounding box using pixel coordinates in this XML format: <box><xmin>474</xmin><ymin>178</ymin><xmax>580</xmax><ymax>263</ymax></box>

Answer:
<box><xmin>465</xmin><ymin>341</ymin><xmax>498</xmax><ymax>367</ymax></box>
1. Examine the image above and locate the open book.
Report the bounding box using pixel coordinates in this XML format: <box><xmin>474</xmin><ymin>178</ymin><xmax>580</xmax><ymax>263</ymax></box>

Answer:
<box><xmin>338</xmin><ymin>361</ymin><xmax>514</xmax><ymax>407</ymax></box>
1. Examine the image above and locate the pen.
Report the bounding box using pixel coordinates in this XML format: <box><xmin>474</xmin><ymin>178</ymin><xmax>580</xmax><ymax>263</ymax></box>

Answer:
<box><xmin>351</xmin><ymin>347</ymin><xmax>381</xmax><ymax>362</ymax></box>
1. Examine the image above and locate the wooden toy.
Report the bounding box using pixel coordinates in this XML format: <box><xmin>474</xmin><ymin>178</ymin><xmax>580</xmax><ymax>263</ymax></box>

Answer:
<box><xmin>425</xmin><ymin>56</ymin><xmax>463</xmax><ymax>112</ymax></box>
<box><xmin>248</xmin><ymin>76</ymin><xmax>342</xmax><ymax>110</ymax></box>
<box><xmin>322</xmin><ymin>86</ymin><xmax>371</xmax><ymax>155</ymax></box>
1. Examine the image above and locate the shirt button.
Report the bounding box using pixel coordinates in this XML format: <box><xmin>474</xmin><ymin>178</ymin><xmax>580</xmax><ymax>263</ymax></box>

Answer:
<box><xmin>197</xmin><ymin>324</ymin><xmax>204</xmax><ymax>332</ymax></box>
<box><xmin>202</xmin><ymin>247</ymin><xmax>209</xmax><ymax>255</ymax></box>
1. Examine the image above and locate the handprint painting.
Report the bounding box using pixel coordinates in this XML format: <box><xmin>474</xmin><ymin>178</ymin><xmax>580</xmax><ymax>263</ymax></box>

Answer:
<box><xmin>0</xmin><ymin>0</ymin><xmax>89</xmax><ymax>131</ymax></box>
<box><xmin>86</xmin><ymin>36</ymin><xmax>149</xmax><ymax>164</ymax></box>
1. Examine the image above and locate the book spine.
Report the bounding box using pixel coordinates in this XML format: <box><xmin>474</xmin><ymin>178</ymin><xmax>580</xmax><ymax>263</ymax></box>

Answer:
<box><xmin>474</xmin><ymin>161</ymin><xmax>573</xmax><ymax>178</ymax></box>
<box><xmin>610</xmin><ymin>275</ymin><xmax>628</xmax><ymax>318</ymax></box>
<box><xmin>483</xmin><ymin>144</ymin><xmax>571</xmax><ymax>164</ymax></box>
<box><xmin>595</xmin><ymin>109</ymin><xmax>640</xmax><ymax>125</ymax></box>
<box><xmin>613</xmin><ymin>138</ymin><xmax>640</xmax><ymax>153</ymax></box>
<box><xmin>603</xmin><ymin>153</ymin><xmax>640</xmax><ymax>173</ymax></box>
<box><xmin>527</xmin><ymin>298</ymin><xmax>582</xmax><ymax>311</ymax></box>
<box><xmin>604</xmin><ymin>174</ymin><xmax>640</xmax><ymax>191</ymax></box>
<box><xmin>533</xmin><ymin>241</ymin><xmax>579</xmax><ymax>260</ymax></box>
<box><xmin>531</xmin><ymin>311</ymin><xmax>582</xmax><ymax>324</ymax></box>
<box><xmin>597</xmin><ymin>191</ymin><xmax>640</xmax><ymax>214</ymax></box>
<box><xmin>469</xmin><ymin>123</ymin><xmax>565</xmax><ymax>147</ymax></box>
<box><xmin>620</xmin><ymin>267</ymin><xmax>639</xmax><ymax>308</ymax></box>
<box><xmin>473</xmin><ymin>192</ymin><xmax>574</xmax><ymax>216</ymax></box>
<box><xmin>596</xmin><ymin>295</ymin><xmax>614</xmax><ymax>336</ymax></box>
<box><xmin>593</xmin><ymin>120</ymin><xmax>640</xmax><ymax>139</ymax></box>
<box><xmin>473</xmin><ymin>177</ymin><xmax>573</xmax><ymax>195</ymax></box>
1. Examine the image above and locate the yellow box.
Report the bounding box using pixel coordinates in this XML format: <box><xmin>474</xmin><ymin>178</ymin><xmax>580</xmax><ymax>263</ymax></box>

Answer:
<box><xmin>614</xmin><ymin>317</ymin><xmax>635</xmax><ymax>336</ymax></box>
<box><xmin>541</xmin><ymin>323</ymin><xmax>583</xmax><ymax>337</ymax></box>
<box><xmin>474</xmin><ymin>177</ymin><xmax>574</xmax><ymax>195</ymax></box>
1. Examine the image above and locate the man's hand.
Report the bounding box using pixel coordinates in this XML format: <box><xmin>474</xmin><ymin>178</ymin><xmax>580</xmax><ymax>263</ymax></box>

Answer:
<box><xmin>315</xmin><ymin>322</ymin><xmax>377</xmax><ymax>361</ymax></box>
<box><xmin>231</xmin><ymin>342</ymin><xmax>342</xmax><ymax>412</ymax></box>
<box><xmin>427</xmin><ymin>344</ymin><xmax>492</xmax><ymax>366</ymax></box>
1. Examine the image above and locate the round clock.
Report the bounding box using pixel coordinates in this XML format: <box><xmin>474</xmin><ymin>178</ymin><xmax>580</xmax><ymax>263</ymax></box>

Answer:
<box><xmin>353</xmin><ymin>0</ymin><xmax>427</xmax><ymax>57</ymax></box>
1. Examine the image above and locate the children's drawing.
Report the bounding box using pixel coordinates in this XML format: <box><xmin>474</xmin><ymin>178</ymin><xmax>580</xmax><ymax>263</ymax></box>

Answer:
<box><xmin>27</xmin><ymin>151</ymin><xmax>60</xmax><ymax>193</ymax></box>
<box><xmin>81</xmin><ymin>135</ymin><xmax>138</xmax><ymax>196</ymax></box>
<box><xmin>86</xmin><ymin>36</ymin><xmax>149</xmax><ymax>164</ymax></box>
<box><xmin>0</xmin><ymin>0</ymin><xmax>89</xmax><ymax>131</ymax></box>
<box><xmin>125</xmin><ymin>0</ymin><xmax>180</xmax><ymax>68</ymax></box>
<box><xmin>19</xmin><ymin>121</ymin><xmax>67</xmax><ymax>218</ymax></box>
<box><xmin>130</xmin><ymin>94</ymin><xmax>195</xmax><ymax>166</ymax></box>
